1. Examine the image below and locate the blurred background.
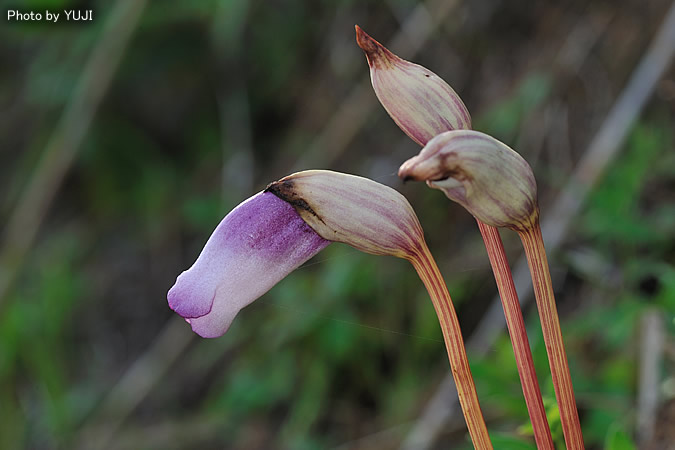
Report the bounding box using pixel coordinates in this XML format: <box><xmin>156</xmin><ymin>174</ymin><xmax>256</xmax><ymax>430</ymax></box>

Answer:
<box><xmin>1</xmin><ymin>0</ymin><xmax>674</xmax><ymax>448</ymax></box>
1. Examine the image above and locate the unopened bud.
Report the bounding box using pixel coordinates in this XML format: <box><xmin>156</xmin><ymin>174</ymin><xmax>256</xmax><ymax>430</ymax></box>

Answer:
<box><xmin>399</xmin><ymin>130</ymin><xmax>539</xmax><ymax>231</ymax></box>
<box><xmin>355</xmin><ymin>25</ymin><xmax>471</xmax><ymax>146</ymax></box>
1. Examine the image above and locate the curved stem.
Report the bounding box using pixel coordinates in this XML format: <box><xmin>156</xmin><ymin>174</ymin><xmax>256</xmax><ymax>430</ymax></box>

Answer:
<box><xmin>410</xmin><ymin>244</ymin><xmax>493</xmax><ymax>449</ymax></box>
<box><xmin>519</xmin><ymin>221</ymin><xmax>584</xmax><ymax>449</ymax></box>
<box><xmin>477</xmin><ymin>220</ymin><xmax>554</xmax><ymax>449</ymax></box>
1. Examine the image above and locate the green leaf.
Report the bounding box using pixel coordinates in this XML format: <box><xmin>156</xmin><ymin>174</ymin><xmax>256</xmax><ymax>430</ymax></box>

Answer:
<box><xmin>605</xmin><ymin>422</ymin><xmax>637</xmax><ymax>450</ymax></box>
<box><xmin>488</xmin><ymin>432</ymin><xmax>537</xmax><ymax>450</ymax></box>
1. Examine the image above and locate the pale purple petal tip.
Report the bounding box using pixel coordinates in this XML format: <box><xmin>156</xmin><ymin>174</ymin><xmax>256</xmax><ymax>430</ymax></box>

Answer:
<box><xmin>167</xmin><ymin>192</ymin><xmax>330</xmax><ymax>338</ymax></box>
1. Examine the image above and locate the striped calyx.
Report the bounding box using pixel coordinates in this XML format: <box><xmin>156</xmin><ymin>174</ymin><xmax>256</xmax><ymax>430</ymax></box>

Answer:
<box><xmin>399</xmin><ymin>130</ymin><xmax>539</xmax><ymax>231</ymax></box>
<box><xmin>266</xmin><ymin>170</ymin><xmax>425</xmax><ymax>260</ymax></box>
<box><xmin>355</xmin><ymin>25</ymin><xmax>471</xmax><ymax>146</ymax></box>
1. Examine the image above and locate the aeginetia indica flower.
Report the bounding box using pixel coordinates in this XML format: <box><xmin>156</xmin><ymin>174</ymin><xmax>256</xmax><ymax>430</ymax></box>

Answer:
<box><xmin>355</xmin><ymin>25</ymin><xmax>471</xmax><ymax>145</ymax></box>
<box><xmin>168</xmin><ymin>170</ymin><xmax>425</xmax><ymax>338</ymax></box>
<box><xmin>399</xmin><ymin>130</ymin><xmax>539</xmax><ymax>232</ymax></box>
<box><xmin>167</xmin><ymin>169</ymin><xmax>491</xmax><ymax>446</ymax></box>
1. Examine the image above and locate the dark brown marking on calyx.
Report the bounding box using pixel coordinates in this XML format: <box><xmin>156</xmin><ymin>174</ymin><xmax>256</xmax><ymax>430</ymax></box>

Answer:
<box><xmin>443</xmin><ymin>166</ymin><xmax>472</xmax><ymax>183</ymax></box>
<box><xmin>438</xmin><ymin>151</ymin><xmax>473</xmax><ymax>183</ymax></box>
<box><xmin>355</xmin><ymin>25</ymin><xmax>396</xmax><ymax>69</ymax></box>
<box><xmin>265</xmin><ymin>180</ymin><xmax>326</xmax><ymax>225</ymax></box>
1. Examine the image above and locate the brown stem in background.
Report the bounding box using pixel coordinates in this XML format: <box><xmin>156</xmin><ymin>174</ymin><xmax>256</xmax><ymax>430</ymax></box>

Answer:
<box><xmin>519</xmin><ymin>220</ymin><xmax>584</xmax><ymax>449</ymax></box>
<box><xmin>476</xmin><ymin>220</ymin><xmax>554</xmax><ymax>449</ymax></box>
<box><xmin>409</xmin><ymin>244</ymin><xmax>493</xmax><ymax>450</ymax></box>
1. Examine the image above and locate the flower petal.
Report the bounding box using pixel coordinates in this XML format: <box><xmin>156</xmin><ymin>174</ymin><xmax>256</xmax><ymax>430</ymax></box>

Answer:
<box><xmin>399</xmin><ymin>130</ymin><xmax>539</xmax><ymax>231</ymax></box>
<box><xmin>167</xmin><ymin>192</ymin><xmax>330</xmax><ymax>338</ymax></box>
<box><xmin>265</xmin><ymin>170</ymin><xmax>425</xmax><ymax>260</ymax></box>
<box><xmin>355</xmin><ymin>25</ymin><xmax>471</xmax><ymax>146</ymax></box>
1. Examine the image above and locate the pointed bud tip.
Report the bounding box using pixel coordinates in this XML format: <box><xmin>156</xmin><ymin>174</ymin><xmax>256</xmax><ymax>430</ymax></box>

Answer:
<box><xmin>355</xmin><ymin>25</ymin><xmax>374</xmax><ymax>51</ymax></box>
<box><xmin>354</xmin><ymin>25</ymin><xmax>395</xmax><ymax>68</ymax></box>
<box><xmin>356</xmin><ymin>28</ymin><xmax>472</xmax><ymax>142</ymax></box>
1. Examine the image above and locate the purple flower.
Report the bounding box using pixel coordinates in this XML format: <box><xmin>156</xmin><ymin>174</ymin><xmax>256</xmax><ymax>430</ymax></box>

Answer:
<box><xmin>168</xmin><ymin>170</ymin><xmax>426</xmax><ymax>338</ymax></box>
<box><xmin>168</xmin><ymin>192</ymin><xmax>329</xmax><ymax>338</ymax></box>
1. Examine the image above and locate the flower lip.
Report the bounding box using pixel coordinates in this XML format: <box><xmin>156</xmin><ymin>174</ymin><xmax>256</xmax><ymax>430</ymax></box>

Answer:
<box><xmin>167</xmin><ymin>191</ymin><xmax>330</xmax><ymax>338</ymax></box>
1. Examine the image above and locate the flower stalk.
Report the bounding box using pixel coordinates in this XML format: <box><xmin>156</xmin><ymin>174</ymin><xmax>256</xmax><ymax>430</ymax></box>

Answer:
<box><xmin>519</xmin><ymin>219</ymin><xmax>584</xmax><ymax>449</ymax></box>
<box><xmin>476</xmin><ymin>220</ymin><xmax>554</xmax><ymax>449</ymax></box>
<box><xmin>408</xmin><ymin>243</ymin><xmax>492</xmax><ymax>450</ymax></box>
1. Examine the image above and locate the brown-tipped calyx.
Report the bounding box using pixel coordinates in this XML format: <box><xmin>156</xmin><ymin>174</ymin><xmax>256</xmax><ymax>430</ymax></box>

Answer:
<box><xmin>399</xmin><ymin>130</ymin><xmax>539</xmax><ymax>232</ymax></box>
<box><xmin>355</xmin><ymin>26</ymin><xmax>471</xmax><ymax>145</ymax></box>
<box><xmin>266</xmin><ymin>170</ymin><xmax>426</xmax><ymax>260</ymax></box>
<box><xmin>355</xmin><ymin>25</ymin><xmax>399</xmax><ymax>69</ymax></box>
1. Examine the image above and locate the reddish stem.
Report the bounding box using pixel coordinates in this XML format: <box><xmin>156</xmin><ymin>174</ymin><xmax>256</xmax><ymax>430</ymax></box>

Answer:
<box><xmin>477</xmin><ymin>220</ymin><xmax>554</xmax><ymax>449</ymax></box>
<box><xmin>519</xmin><ymin>221</ymin><xmax>584</xmax><ymax>449</ymax></box>
<box><xmin>410</xmin><ymin>244</ymin><xmax>493</xmax><ymax>449</ymax></box>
